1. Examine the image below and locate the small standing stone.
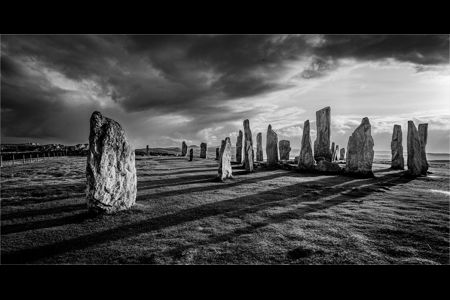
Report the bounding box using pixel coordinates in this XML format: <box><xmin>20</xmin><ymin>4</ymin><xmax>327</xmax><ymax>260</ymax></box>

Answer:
<box><xmin>200</xmin><ymin>143</ymin><xmax>207</xmax><ymax>158</ymax></box>
<box><xmin>298</xmin><ymin>120</ymin><xmax>314</xmax><ymax>170</ymax></box>
<box><xmin>407</xmin><ymin>121</ymin><xmax>423</xmax><ymax>176</ymax></box>
<box><xmin>279</xmin><ymin>140</ymin><xmax>291</xmax><ymax>161</ymax></box>
<box><xmin>314</xmin><ymin>106</ymin><xmax>332</xmax><ymax>162</ymax></box>
<box><xmin>391</xmin><ymin>124</ymin><xmax>404</xmax><ymax>170</ymax></box>
<box><xmin>243</xmin><ymin>119</ymin><xmax>254</xmax><ymax>172</ymax></box>
<box><xmin>331</xmin><ymin>142</ymin><xmax>335</xmax><ymax>162</ymax></box>
<box><xmin>215</xmin><ymin>147</ymin><xmax>220</xmax><ymax>160</ymax></box>
<box><xmin>236</xmin><ymin>130</ymin><xmax>243</xmax><ymax>164</ymax></box>
<box><xmin>266</xmin><ymin>124</ymin><xmax>279</xmax><ymax>166</ymax></box>
<box><xmin>339</xmin><ymin>148</ymin><xmax>345</xmax><ymax>161</ymax></box>
<box><xmin>256</xmin><ymin>132</ymin><xmax>263</xmax><ymax>162</ymax></box>
<box><xmin>218</xmin><ymin>137</ymin><xmax>233</xmax><ymax>181</ymax></box>
<box><xmin>189</xmin><ymin>148</ymin><xmax>193</xmax><ymax>161</ymax></box>
<box><xmin>146</xmin><ymin>145</ymin><xmax>149</xmax><ymax>156</ymax></box>
<box><xmin>345</xmin><ymin>117</ymin><xmax>374</xmax><ymax>177</ymax></box>
<box><xmin>334</xmin><ymin>145</ymin><xmax>339</xmax><ymax>161</ymax></box>
<box><xmin>418</xmin><ymin>123</ymin><xmax>428</xmax><ymax>175</ymax></box>
<box><xmin>181</xmin><ymin>141</ymin><xmax>188</xmax><ymax>156</ymax></box>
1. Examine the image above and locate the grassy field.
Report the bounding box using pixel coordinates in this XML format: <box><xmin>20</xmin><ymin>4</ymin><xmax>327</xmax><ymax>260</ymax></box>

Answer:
<box><xmin>1</xmin><ymin>155</ymin><xmax>449</xmax><ymax>264</ymax></box>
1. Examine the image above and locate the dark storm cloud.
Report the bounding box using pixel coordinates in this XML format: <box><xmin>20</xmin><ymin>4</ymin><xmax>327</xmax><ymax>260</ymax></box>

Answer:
<box><xmin>1</xmin><ymin>34</ymin><xmax>448</xmax><ymax>144</ymax></box>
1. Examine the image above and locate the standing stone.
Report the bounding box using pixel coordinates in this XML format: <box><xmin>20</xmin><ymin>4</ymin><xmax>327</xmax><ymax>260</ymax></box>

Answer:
<box><xmin>331</xmin><ymin>142</ymin><xmax>335</xmax><ymax>162</ymax></box>
<box><xmin>181</xmin><ymin>141</ymin><xmax>188</xmax><ymax>156</ymax></box>
<box><xmin>298</xmin><ymin>120</ymin><xmax>314</xmax><ymax>170</ymax></box>
<box><xmin>189</xmin><ymin>148</ymin><xmax>193</xmax><ymax>161</ymax></box>
<box><xmin>345</xmin><ymin>117</ymin><xmax>374</xmax><ymax>177</ymax></box>
<box><xmin>339</xmin><ymin>148</ymin><xmax>345</xmax><ymax>160</ymax></box>
<box><xmin>243</xmin><ymin>119</ymin><xmax>254</xmax><ymax>172</ymax></box>
<box><xmin>279</xmin><ymin>140</ymin><xmax>291</xmax><ymax>161</ymax></box>
<box><xmin>334</xmin><ymin>145</ymin><xmax>339</xmax><ymax>161</ymax></box>
<box><xmin>215</xmin><ymin>147</ymin><xmax>220</xmax><ymax>160</ymax></box>
<box><xmin>256</xmin><ymin>132</ymin><xmax>263</xmax><ymax>162</ymax></box>
<box><xmin>146</xmin><ymin>145</ymin><xmax>149</xmax><ymax>156</ymax></box>
<box><xmin>418</xmin><ymin>123</ymin><xmax>428</xmax><ymax>175</ymax></box>
<box><xmin>218</xmin><ymin>137</ymin><xmax>233</xmax><ymax>181</ymax></box>
<box><xmin>236</xmin><ymin>130</ymin><xmax>243</xmax><ymax>164</ymax></box>
<box><xmin>86</xmin><ymin>111</ymin><xmax>137</xmax><ymax>213</ymax></box>
<box><xmin>391</xmin><ymin>124</ymin><xmax>404</xmax><ymax>170</ymax></box>
<box><xmin>200</xmin><ymin>143</ymin><xmax>207</xmax><ymax>158</ymax></box>
<box><xmin>314</xmin><ymin>106</ymin><xmax>332</xmax><ymax>162</ymax></box>
<box><xmin>407</xmin><ymin>121</ymin><xmax>423</xmax><ymax>176</ymax></box>
<box><xmin>266</xmin><ymin>124</ymin><xmax>279</xmax><ymax>166</ymax></box>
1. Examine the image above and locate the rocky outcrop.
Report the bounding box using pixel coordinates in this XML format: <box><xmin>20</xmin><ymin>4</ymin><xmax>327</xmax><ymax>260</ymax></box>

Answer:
<box><xmin>266</xmin><ymin>124</ymin><xmax>279</xmax><ymax>166</ymax></box>
<box><xmin>86</xmin><ymin>111</ymin><xmax>137</xmax><ymax>213</ymax></box>
<box><xmin>215</xmin><ymin>147</ymin><xmax>220</xmax><ymax>160</ymax></box>
<box><xmin>314</xmin><ymin>107</ymin><xmax>332</xmax><ymax>162</ymax></box>
<box><xmin>181</xmin><ymin>141</ymin><xmax>187</xmax><ymax>156</ymax></box>
<box><xmin>243</xmin><ymin>119</ymin><xmax>254</xmax><ymax>172</ymax></box>
<box><xmin>418</xmin><ymin>123</ymin><xmax>429</xmax><ymax>175</ymax></box>
<box><xmin>298</xmin><ymin>120</ymin><xmax>314</xmax><ymax>170</ymax></box>
<box><xmin>345</xmin><ymin>117</ymin><xmax>374</xmax><ymax>177</ymax></box>
<box><xmin>218</xmin><ymin>137</ymin><xmax>233</xmax><ymax>181</ymax></box>
<box><xmin>331</xmin><ymin>142</ymin><xmax>335</xmax><ymax>161</ymax></box>
<box><xmin>339</xmin><ymin>148</ymin><xmax>345</xmax><ymax>161</ymax></box>
<box><xmin>200</xmin><ymin>143</ymin><xmax>207</xmax><ymax>158</ymax></box>
<box><xmin>407</xmin><ymin>121</ymin><xmax>423</xmax><ymax>176</ymax></box>
<box><xmin>279</xmin><ymin>140</ymin><xmax>291</xmax><ymax>160</ymax></box>
<box><xmin>236</xmin><ymin>130</ymin><xmax>243</xmax><ymax>164</ymax></box>
<box><xmin>189</xmin><ymin>148</ymin><xmax>193</xmax><ymax>161</ymax></box>
<box><xmin>256</xmin><ymin>132</ymin><xmax>263</xmax><ymax>161</ymax></box>
<box><xmin>391</xmin><ymin>124</ymin><xmax>404</xmax><ymax>170</ymax></box>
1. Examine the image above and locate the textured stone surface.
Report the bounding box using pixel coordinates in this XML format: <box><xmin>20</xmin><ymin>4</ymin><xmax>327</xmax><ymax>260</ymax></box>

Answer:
<box><xmin>243</xmin><ymin>119</ymin><xmax>254</xmax><ymax>172</ymax></box>
<box><xmin>418</xmin><ymin>123</ymin><xmax>429</xmax><ymax>175</ymax></box>
<box><xmin>391</xmin><ymin>124</ymin><xmax>404</xmax><ymax>170</ymax></box>
<box><xmin>314</xmin><ymin>106</ymin><xmax>332</xmax><ymax>162</ymax></box>
<box><xmin>407</xmin><ymin>121</ymin><xmax>423</xmax><ymax>176</ymax></box>
<box><xmin>218</xmin><ymin>137</ymin><xmax>233</xmax><ymax>181</ymax></box>
<box><xmin>181</xmin><ymin>141</ymin><xmax>187</xmax><ymax>156</ymax></box>
<box><xmin>236</xmin><ymin>130</ymin><xmax>243</xmax><ymax>164</ymax></box>
<box><xmin>189</xmin><ymin>148</ymin><xmax>193</xmax><ymax>161</ymax></box>
<box><xmin>266</xmin><ymin>124</ymin><xmax>279</xmax><ymax>166</ymax></box>
<box><xmin>200</xmin><ymin>143</ymin><xmax>207</xmax><ymax>158</ymax></box>
<box><xmin>279</xmin><ymin>140</ymin><xmax>291</xmax><ymax>160</ymax></box>
<box><xmin>331</xmin><ymin>142</ymin><xmax>335</xmax><ymax>161</ymax></box>
<box><xmin>298</xmin><ymin>120</ymin><xmax>314</xmax><ymax>170</ymax></box>
<box><xmin>345</xmin><ymin>117</ymin><xmax>374</xmax><ymax>177</ymax></box>
<box><xmin>86</xmin><ymin>111</ymin><xmax>137</xmax><ymax>213</ymax></box>
<box><xmin>256</xmin><ymin>132</ymin><xmax>263</xmax><ymax>161</ymax></box>
<box><xmin>339</xmin><ymin>148</ymin><xmax>345</xmax><ymax>160</ymax></box>
<box><xmin>315</xmin><ymin>160</ymin><xmax>342</xmax><ymax>173</ymax></box>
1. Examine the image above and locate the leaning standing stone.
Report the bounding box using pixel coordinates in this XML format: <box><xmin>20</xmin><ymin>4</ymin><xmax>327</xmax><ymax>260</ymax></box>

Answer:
<box><xmin>236</xmin><ymin>130</ymin><xmax>243</xmax><ymax>164</ymax></box>
<box><xmin>181</xmin><ymin>141</ymin><xmax>188</xmax><ymax>156</ymax></box>
<box><xmin>418</xmin><ymin>123</ymin><xmax>428</xmax><ymax>175</ymax></box>
<box><xmin>189</xmin><ymin>148</ymin><xmax>193</xmax><ymax>161</ymax></box>
<box><xmin>266</xmin><ymin>124</ymin><xmax>279</xmax><ymax>166</ymax></box>
<box><xmin>256</xmin><ymin>132</ymin><xmax>263</xmax><ymax>161</ymax></box>
<box><xmin>279</xmin><ymin>140</ymin><xmax>291</xmax><ymax>161</ymax></box>
<box><xmin>339</xmin><ymin>148</ymin><xmax>345</xmax><ymax>161</ymax></box>
<box><xmin>86</xmin><ymin>111</ymin><xmax>137</xmax><ymax>213</ymax></box>
<box><xmin>391</xmin><ymin>124</ymin><xmax>404</xmax><ymax>170</ymax></box>
<box><xmin>314</xmin><ymin>106</ymin><xmax>332</xmax><ymax>162</ymax></box>
<box><xmin>200</xmin><ymin>143</ymin><xmax>207</xmax><ymax>158</ymax></box>
<box><xmin>243</xmin><ymin>119</ymin><xmax>254</xmax><ymax>172</ymax></box>
<box><xmin>218</xmin><ymin>137</ymin><xmax>233</xmax><ymax>181</ymax></box>
<box><xmin>407</xmin><ymin>121</ymin><xmax>423</xmax><ymax>176</ymax></box>
<box><xmin>345</xmin><ymin>117</ymin><xmax>374</xmax><ymax>177</ymax></box>
<box><xmin>298</xmin><ymin>120</ymin><xmax>314</xmax><ymax>170</ymax></box>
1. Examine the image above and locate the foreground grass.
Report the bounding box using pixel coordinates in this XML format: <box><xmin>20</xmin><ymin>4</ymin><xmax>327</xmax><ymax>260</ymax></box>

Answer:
<box><xmin>1</xmin><ymin>156</ymin><xmax>449</xmax><ymax>264</ymax></box>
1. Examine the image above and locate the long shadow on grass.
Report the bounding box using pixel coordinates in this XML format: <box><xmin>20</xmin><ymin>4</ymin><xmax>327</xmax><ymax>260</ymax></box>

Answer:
<box><xmin>1</xmin><ymin>171</ymin><xmax>412</xmax><ymax>264</ymax></box>
<box><xmin>1</xmin><ymin>203</ymin><xmax>86</xmax><ymax>221</ymax></box>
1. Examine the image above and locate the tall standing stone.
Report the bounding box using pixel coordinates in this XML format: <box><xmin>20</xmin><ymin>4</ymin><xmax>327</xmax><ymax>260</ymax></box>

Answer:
<box><xmin>86</xmin><ymin>111</ymin><xmax>137</xmax><ymax>213</ymax></box>
<box><xmin>391</xmin><ymin>124</ymin><xmax>404</xmax><ymax>170</ymax></box>
<box><xmin>256</xmin><ymin>132</ymin><xmax>263</xmax><ymax>162</ymax></box>
<box><xmin>218</xmin><ymin>137</ymin><xmax>233</xmax><ymax>181</ymax></box>
<box><xmin>418</xmin><ymin>123</ymin><xmax>428</xmax><ymax>175</ymax></box>
<box><xmin>314</xmin><ymin>106</ymin><xmax>332</xmax><ymax>162</ymax></box>
<box><xmin>200</xmin><ymin>143</ymin><xmax>207</xmax><ymax>158</ymax></box>
<box><xmin>215</xmin><ymin>147</ymin><xmax>220</xmax><ymax>160</ymax></box>
<box><xmin>243</xmin><ymin>119</ymin><xmax>254</xmax><ymax>172</ymax></box>
<box><xmin>189</xmin><ymin>148</ymin><xmax>193</xmax><ymax>161</ymax></box>
<box><xmin>345</xmin><ymin>117</ymin><xmax>374</xmax><ymax>177</ymax></box>
<box><xmin>279</xmin><ymin>140</ymin><xmax>291</xmax><ymax>160</ymax></box>
<box><xmin>334</xmin><ymin>145</ymin><xmax>339</xmax><ymax>161</ymax></box>
<box><xmin>266</xmin><ymin>124</ymin><xmax>279</xmax><ymax>166</ymax></box>
<box><xmin>181</xmin><ymin>141</ymin><xmax>188</xmax><ymax>156</ymax></box>
<box><xmin>339</xmin><ymin>148</ymin><xmax>345</xmax><ymax>160</ymax></box>
<box><xmin>407</xmin><ymin>121</ymin><xmax>423</xmax><ymax>176</ymax></box>
<box><xmin>298</xmin><ymin>120</ymin><xmax>314</xmax><ymax>170</ymax></box>
<box><xmin>236</xmin><ymin>130</ymin><xmax>243</xmax><ymax>164</ymax></box>
<box><xmin>331</xmin><ymin>142</ymin><xmax>335</xmax><ymax>162</ymax></box>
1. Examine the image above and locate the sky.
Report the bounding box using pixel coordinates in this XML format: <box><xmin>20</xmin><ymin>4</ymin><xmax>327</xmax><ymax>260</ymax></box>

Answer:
<box><xmin>1</xmin><ymin>34</ymin><xmax>449</xmax><ymax>153</ymax></box>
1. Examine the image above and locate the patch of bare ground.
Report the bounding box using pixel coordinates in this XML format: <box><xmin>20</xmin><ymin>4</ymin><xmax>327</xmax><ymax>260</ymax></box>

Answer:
<box><xmin>1</xmin><ymin>156</ymin><xmax>449</xmax><ymax>264</ymax></box>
